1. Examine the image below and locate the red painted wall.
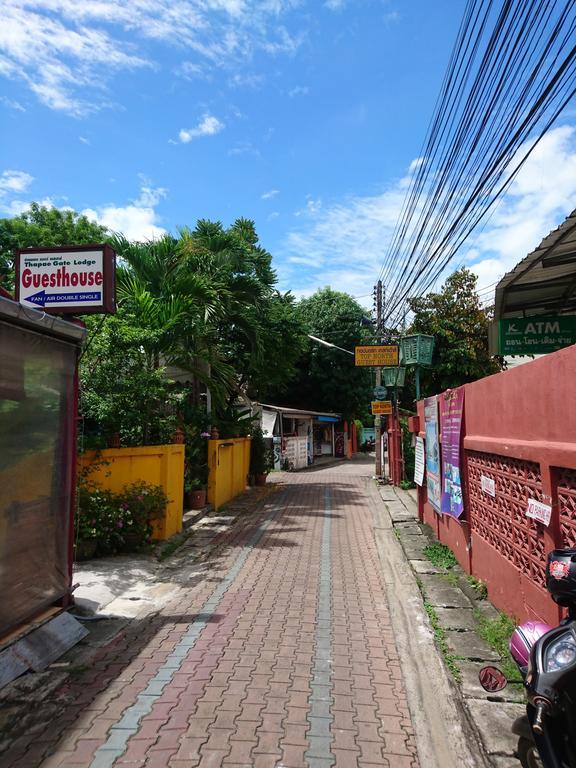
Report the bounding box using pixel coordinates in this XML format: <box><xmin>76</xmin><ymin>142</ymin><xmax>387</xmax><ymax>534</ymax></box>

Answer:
<box><xmin>412</xmin><ymin>346</ymin><xmax>576</xmax><ymax>624</ymax></box>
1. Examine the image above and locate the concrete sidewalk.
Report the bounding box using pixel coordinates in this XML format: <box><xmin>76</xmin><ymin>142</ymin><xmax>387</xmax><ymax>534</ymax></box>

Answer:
<box><xmin>0</xmin><ymin>457</ymin><xmax>492</xmax><ymax>768</ymax></box>
<box><xmin>381</xmin><ymin>484</ymin><xmax>524</xmax><ymax>768</ymax></box>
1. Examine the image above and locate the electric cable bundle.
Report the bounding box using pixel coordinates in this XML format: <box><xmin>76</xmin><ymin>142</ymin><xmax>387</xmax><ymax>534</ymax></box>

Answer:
<box><xmin>378</xmin><ymin>0</ymin><xmax>576</xmax><ymax>327</ymax></box>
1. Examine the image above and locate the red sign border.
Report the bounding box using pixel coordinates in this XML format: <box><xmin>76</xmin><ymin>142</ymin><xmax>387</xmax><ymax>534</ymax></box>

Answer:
<box><xmin>15</xmin><ymin>244</ymin><xmax>116</xmax><ymax>315</ymax></box>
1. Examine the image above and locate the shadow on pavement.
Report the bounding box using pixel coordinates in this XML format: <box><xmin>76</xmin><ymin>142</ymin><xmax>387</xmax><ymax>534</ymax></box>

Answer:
<box><xmin>0</xmin><ymin>467</ymin><xmax>370</xmax><ymax>766</ymax></box>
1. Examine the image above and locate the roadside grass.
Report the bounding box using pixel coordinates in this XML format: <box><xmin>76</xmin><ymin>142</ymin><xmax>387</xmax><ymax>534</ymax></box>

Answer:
<box><xmin>441</xmin><ymin>572</ymin><xmax>460</xmax><ymax>587</ymax></box>
<box><xmin>415</xmin><ymin>575</ymin><xmax>462</xmax><ymax>682</ymax></box>
<box><xmin>474</xmin><ymin>609</ymin><xmax>523</xmax><ymax>683</ymax></box>
<box><xmin>466</xmin><ymin>575</ymin><xmax>488</xmax><ymax>600</ymax></box>
<box><xmin>424</xmin><ymin>542</ymin><xmax>458</xmax><ymax>570</ymax></box>
<box><xmin>424</xmin><ymin>600</ymin><xmax>462</xmax><ymax>683</ymax></box>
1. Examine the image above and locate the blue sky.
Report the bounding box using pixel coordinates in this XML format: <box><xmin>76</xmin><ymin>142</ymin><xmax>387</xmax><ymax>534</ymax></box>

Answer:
<box><xmin>1</xmin><ymin>0</ymin><xmax>576</xmax><ymax>307</ymax></box>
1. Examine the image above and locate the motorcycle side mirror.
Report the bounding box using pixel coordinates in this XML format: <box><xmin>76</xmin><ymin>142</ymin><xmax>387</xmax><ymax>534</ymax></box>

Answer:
<box><xmin>479</xmin><ymin>666</ymin><xmax>507</xmax><ymax>692</ymax></box>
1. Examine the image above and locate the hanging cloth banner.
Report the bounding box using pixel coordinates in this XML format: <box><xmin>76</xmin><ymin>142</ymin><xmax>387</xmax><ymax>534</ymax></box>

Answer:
<box><xmin>440</xmin><ymin>387</ymin><xmax>465</xmax><ymax>518</ymax></box>
<box><xmin>424</xmin><ymin>396</ymin><xmax>441</xmax><ymax>513</ymax></box>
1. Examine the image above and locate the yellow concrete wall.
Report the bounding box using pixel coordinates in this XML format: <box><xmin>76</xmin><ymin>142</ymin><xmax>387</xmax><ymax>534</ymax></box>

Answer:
<box><xmin>80</xmin><ymin>444</ymin><xmax>185</xmax><ymax>540</ymax></box>
<box><xmin>207</xmin><ymin>438</ymin><xmax>251</xmax><ymax>511</ymax></box>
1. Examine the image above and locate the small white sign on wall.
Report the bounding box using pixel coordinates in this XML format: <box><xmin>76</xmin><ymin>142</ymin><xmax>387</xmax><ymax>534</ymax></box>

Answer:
<box><xmin>480</xmin><ymin>475</ymin><xmax>496</xmax><ymax>498</ymax></box>
<box><xmin>414</xmin><ymin>437</ymin><xmax>425</xmax><ymax>487</ymax></box>
<box><xmin>526</xmin><ymin>498</ymin><xmax>552</xmax><ymax>526</ymax></box>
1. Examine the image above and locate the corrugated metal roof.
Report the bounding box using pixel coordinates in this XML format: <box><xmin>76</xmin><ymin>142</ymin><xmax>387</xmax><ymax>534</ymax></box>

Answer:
<box><xmin>258</xmin><ymin>403</ymin><xmax>341</xmax><ymax>419</ymax></box>
<box><xmin>0</xmin><ymin>294</ymin><xmax>86</xmax><ymax>343</ymax></box>
<box><xmin>494</xmin><ymin>209</ymin><xmax>576</xmax><ymax>320</ymax></box>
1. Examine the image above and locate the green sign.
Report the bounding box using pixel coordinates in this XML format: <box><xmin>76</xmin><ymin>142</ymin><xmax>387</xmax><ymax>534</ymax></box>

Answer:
<box><xmin>498</xmin><ymin>315</ymin><xmax>576</xmax><ymax>355</ymax></box>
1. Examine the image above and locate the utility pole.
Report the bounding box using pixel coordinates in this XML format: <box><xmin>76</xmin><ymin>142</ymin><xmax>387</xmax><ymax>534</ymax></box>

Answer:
<box><xmin>374</xmin><ymin>280</ymin><xmax>383</xmax><ymax>478</ymax></box>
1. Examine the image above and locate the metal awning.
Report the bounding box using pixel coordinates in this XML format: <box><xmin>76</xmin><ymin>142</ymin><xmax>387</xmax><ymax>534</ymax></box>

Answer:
<box><xmin>258</xmin><ymin>403</ymin><xmax>341</xmax><ymax>420</ymax></box>
<box><xmin>494</xmin><ymin>209</ymin><xmax>576</xmax><ymax>320</ymax></box>
<box><xmin>0</xmin><ymin>294</ymin><xmax>86</xmax><ymax>344</ymax></box>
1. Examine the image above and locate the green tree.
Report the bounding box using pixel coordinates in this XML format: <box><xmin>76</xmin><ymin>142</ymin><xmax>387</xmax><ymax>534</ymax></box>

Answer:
<box><xmin>0</xmin><ymin>203</ymin><xmax>109</xmax><ymax>292</ymax></box>
<box><xmin>113</xmin><ymin>219</ymin><xmax>307</xmax><ymax>415</ymax></box>
<box><xmin>177</xmin><ymin>219</ymin><xmax>306</xmax><ymax>406</ymax></box>
<box><xmin>79</xmin><ymin>311</ymin><xmax>179</xmax><ymax>447</ymax></box>
<box><xmin>269</xmin><ymin>287</ymin><xmax>373</xmax><ymax>420</ymax></box>
<box><xmin>406</xmin><ymin>268</ymin><xmax>500</xmax><ymax>396</ymax></box>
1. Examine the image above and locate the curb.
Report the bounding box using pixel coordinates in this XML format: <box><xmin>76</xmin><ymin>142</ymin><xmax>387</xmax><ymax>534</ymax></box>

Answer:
<box><xmin>380</xmin><ymin>485</ymin><xmax>525</xmax><ymax>768</ymax></box>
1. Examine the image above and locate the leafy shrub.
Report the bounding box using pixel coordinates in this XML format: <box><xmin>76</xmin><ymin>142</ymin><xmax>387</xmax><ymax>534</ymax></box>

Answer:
<box><xmin>401</xmin><ymin>416</ymin><xmax>416</xmax><ymax>481</ymax></box>
<box><xmin>250</xmin><ymin>425</ymin><xmax>274</xmax><ymax>475</ymax></box>
<box><xmin>75</xmin><ymin>480</ymin><xmax>168</xmax><ymax>557</ymax></box>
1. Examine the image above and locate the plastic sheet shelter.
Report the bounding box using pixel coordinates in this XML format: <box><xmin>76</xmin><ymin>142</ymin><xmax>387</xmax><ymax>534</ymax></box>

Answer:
<box><xmin>0</xmin><ymin>295</ymin><xmax>85</xmax><ymax>638</ymax></box>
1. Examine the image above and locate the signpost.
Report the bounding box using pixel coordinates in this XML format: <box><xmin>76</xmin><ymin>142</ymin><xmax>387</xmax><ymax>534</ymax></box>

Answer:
<box><xmin>16</xmin><ymin>245</ymin><xmax>116</xmax><ymax>314</ymax></box>
<box><xmin>355</xmin><ymin>345</ymin><xmax>399</xmax><ymax>367</ymax></box>
<box><xmin>371</xmin><ymin>400</ymin><xmax>392</xmax><ymax>415</ymax></box>
<box><xmin>373</xmin><ymin>385</ymin><xmax>387</xmax><ymax>400</ymax></box>
<box><xmin>498</xmin><ymin>315</ymin><xmax>576</xmax><ymax>356</ymax></box>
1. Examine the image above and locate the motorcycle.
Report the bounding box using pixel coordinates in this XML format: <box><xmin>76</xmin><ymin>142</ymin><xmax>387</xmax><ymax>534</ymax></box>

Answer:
<box><xmin>479</xmin><ymin>548</ymin><xmax>576</xmax><ymax>768</ymax></box>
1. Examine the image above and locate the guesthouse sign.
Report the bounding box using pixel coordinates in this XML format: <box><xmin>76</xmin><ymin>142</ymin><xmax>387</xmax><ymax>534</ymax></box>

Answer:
<box><xmin>371</xmin><ymin>400</ymin><xmax>393</xmax><ymax>415</ymax></box>
<box><xmin>16</xmin><ymin>245</ymin><xmax>116</xmax><ymax>314</ymax></box>
<box><xmin>355</xmin><ymin>345</ymin><xmax>399</xmax><ymax>367</ymax></box>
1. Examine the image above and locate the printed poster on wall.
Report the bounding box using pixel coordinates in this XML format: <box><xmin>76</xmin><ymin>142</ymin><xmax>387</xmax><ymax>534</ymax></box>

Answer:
<box><xmin>440</xmin><ymin>387</ymin><xmax>465</xmax><ymax>518</ymax></box>
<box><xmin>424</xmin><ymin>396</ymin><xmax>441</xmax><ymax>512</ymax></box>
<box><xmin>414</xmin><ymin>436</ymin><xmax>425</xmax><ymax>487</ymax></box>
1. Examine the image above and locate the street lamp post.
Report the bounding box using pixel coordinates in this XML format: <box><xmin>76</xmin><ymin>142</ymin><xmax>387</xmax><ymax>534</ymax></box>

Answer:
<box><xmin>307</xmin><ymin>335</ymin><xmax>354</xmax><ymax>356</ymax></box>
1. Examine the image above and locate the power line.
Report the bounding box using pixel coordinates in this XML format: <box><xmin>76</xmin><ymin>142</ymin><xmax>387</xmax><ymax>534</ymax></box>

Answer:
<box><xmin>375</xmin><ymin>0</ymin><xmax>576</xmax><ymax>327</ymax></box>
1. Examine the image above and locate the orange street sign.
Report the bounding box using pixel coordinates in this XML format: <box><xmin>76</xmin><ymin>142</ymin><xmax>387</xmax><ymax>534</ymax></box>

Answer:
<box><xmin>355</xmin><ymin>345</ymin><xmax>399</xmax><ymax>367</ymax></box>
<box><xmin>371</xmin><ymin>400</ymin><xmax>393</xmax><ymax>415</ymax></box>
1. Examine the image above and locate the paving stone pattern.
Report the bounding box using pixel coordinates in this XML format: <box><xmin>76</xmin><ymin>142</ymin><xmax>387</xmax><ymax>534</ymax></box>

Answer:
<box><xmin>1</xmin><ymin>461</ymin><xmax>419</xmax><ymax>768</ymax></box>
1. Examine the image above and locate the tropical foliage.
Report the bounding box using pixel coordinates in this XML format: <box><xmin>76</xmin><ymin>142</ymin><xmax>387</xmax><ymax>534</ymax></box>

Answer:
<box><xmin>1</xmin><ymin>206</ymin><xmax>311</xmax><ymax>487</ymax></box>
<box><xmin>267</xmin><ymin>288</ymin><xmax>374</xmax><ymax>420</ymax></box>
<box><xmin>405</xmin><ymin>268</ymin><xmax>500</xmax><ymax>397</ymax></box>
<box><xmin>76</xmin><ymin>480</ymin><xmax>167</xmax><ymax>557</ymax></box>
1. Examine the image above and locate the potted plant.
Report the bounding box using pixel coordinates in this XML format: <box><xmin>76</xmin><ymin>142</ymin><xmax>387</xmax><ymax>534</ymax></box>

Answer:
<box><xmin>250</xmin><ymin>425</ymin><xmax>274</xmax><ymax>486</ymax></box>
<box><xmin>185</xmin><ymin>476</ymin><xmax>207</xmax><ymax>509</ymax></box>
<box><xmin>183</xmin><ymin>426</ymin><xmax>210</xmax><ymax>509</ymax></box>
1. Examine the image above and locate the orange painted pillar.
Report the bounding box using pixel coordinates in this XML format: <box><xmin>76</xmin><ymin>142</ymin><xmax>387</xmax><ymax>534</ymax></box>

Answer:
<box><xmin>388</xmin><ymin>412</ymin><xmax>403</xmax><ymax>486</ymax></box>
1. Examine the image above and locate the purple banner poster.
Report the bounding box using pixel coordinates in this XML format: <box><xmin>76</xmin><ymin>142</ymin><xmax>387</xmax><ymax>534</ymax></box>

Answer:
<box><xmin>440</xmin><ymin>387</ymin><xmax>465</xmax><ymax>518</ymax></box>
<box><xmin>424</xmin><ymin>396</ymin><xmax>441</xmax><ymax>513</ymax></box>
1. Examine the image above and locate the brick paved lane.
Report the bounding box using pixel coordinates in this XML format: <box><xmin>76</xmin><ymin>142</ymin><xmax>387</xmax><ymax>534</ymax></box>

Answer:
<box><xmin>3</xmin><ymin>457</ymin><xmax>419</xmax><ymax>768</ymax></box>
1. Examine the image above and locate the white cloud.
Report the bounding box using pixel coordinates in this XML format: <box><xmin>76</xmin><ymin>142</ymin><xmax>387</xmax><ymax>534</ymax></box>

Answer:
<box><xmin>267</xmin><ymin>211</ymin><xmax>280</xmax><ymax>220</ymax></box>
<box><xmin>288</xmin><ymin>85</ymin><xmax>309</xmax><ymax>98</ymax></box>
<box><xmin>279</xmin><ymin>125</ymin><xmax>576</xmax><ymax>305</ymax></box>
<box><xmin>0</xmin><ymin>170</ymin><xmax>34</xmax><ymax>194</ymax></box>
<box><xmin>294</xmin><ymin>195</ymin><xmax>323</xmax><ymax>217</ymax></box>
<box><xmin>82</xmin><ymin>180</ymin><xmax>167</xmax><ymax>240</ymax></box>
<box><xmin>228</xmin><ymin>141</ymin><xmax>260</xmax><ymax>157</ymax></box>
<box><xmin>261</xmin><ymin>189</ymin><xmax>279</xmax><ymax>200</ymax></box>
<box><xmin>79</xmin><ymin>136</ymin><xmax>90</xmax><ymax>144</ymax></box>
<box><xmin>383</xmin><ymin>11</ymin><xmax>400</xmax><ymax>24</ymax></box>
<box><xmin>0</xmin><ymin>95</ymin><xmax>25</xmax><ymax>111</ymax></box>
<box><xmin>466</xmin><ymin>125</ymin><xmax>576</xmax><ymax>286</ymax></box>
<box><xmin>408</xmin><ymin>156</ymin><xmax>425</xmax><ymax>173</ymax></box>
<box><xmin>0</xmin><ymin>196</ymin><xmax>57</xmax><ymax>216</ymax></box>
<box><xmin>0</xmin><ymin>1</ymin><xmax>305</xmax><ymax>114</ymax></box>
<box><xmin>178</xmin><ymin>114</ymin><xmax>224</xmax><ymax>143</ymax></box>
<box><xmin>229</xmin><ymin>72</ymin><xmax>265</xmax><ymax>89</ymax></box>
